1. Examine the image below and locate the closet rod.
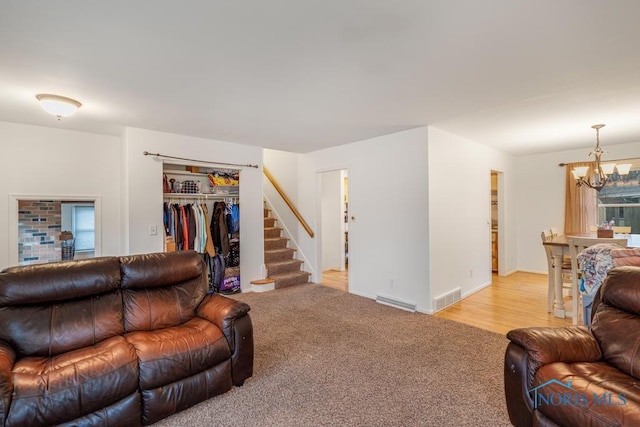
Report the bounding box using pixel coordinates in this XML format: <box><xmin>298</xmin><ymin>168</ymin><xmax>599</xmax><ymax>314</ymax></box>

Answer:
<box><xmin>143</xmin><ymin>151</ymin><xmax>259</xmax><ymax>169</ymax></box>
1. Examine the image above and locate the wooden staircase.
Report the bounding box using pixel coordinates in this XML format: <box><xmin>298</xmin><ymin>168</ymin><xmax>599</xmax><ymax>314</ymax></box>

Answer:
<box><xmin>264</xmin><ymin>208</ymin><xmax>311</xmax><ymax>288</ymax></box>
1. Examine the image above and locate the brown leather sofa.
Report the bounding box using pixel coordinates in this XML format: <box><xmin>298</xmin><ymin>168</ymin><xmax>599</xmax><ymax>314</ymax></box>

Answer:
<box><xmin>504</xmin><ymin>266</ymin><xmax>640</xmax><ymax>426</ymax></box>
<box><xmin>0</xmin><ymin>251</ymin><xmax>253</xmax><ymax>426</ymax></box>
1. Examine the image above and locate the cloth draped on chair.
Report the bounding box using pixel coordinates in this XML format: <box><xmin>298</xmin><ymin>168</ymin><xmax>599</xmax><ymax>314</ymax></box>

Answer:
<box><xmin>577</xmin><ymin>243</ymin><xmax>622</xmax><ymax>295</ymax></box>
<box><xmin>577</xmin><ymin>243</ymin><xmax>625</xmax><ymax>326</ymax></box>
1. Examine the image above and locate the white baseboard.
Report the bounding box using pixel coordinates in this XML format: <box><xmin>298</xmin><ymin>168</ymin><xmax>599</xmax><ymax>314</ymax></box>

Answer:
<box><xmin>515</xmin><ymin>268</ymin><xmax>548</xmax><ymax>275</ymax></box>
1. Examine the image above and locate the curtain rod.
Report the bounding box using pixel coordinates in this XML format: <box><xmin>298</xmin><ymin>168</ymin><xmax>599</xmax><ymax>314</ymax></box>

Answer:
<box><xmin>143</xmin><ymin>151</ymin><xmax>259</xmax><ymax>169</ymax></box>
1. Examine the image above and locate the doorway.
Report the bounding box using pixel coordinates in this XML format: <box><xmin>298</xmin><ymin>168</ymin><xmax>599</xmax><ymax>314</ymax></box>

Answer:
<box><xmin>491</xmin><ymin>172</ymin><xmax>499</xmax><ymax>273</ymax></box>
<box><xmin>319</xmin><ymin>169</ymin><xmax>349</xmax><ymax>292</ymax></box>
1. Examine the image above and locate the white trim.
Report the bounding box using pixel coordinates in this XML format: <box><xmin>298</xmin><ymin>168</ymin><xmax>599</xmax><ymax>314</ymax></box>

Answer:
<box><xmin>514</xmin><ymin>268</ymin><xmax>547</xmax><ymax>275</ymax></box>
<box><xmin>9</xmin><ymin>194</ymin><xmax>102</xmax><ymax>266</ymax></box>
<box><xmin>461</xmin><ymin>280</ymin><xmax>493</xmax><ymax>299</ymax></box>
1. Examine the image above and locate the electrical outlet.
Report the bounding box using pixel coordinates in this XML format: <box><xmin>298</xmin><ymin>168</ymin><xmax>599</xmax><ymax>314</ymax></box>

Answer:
<box><xmin>149</xmin><ymin>225</ymin><xmax>157</xmax><ymax>236</ymax></box>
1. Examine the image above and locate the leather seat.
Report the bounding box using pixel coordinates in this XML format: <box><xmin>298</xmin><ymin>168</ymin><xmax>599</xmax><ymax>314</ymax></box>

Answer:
<box><xmin>9</xmin><ymin>336</ymin><xmax>139</xmax><ymax>426</ymax></box>
<box><xmin>126</xmin><ymin>317</ymin><xmax>230</xmax><ymax>389</ymax></box>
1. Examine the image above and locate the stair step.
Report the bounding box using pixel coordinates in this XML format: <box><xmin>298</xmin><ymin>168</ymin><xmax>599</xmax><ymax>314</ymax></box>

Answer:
<box><xmin>263</xmin><ymin>204</ymin><xmax>308</xmax><ymax>289</ymax></box>
<box><xmin>269</xmin><ymin>271</ymin><xmax>311</xmax><ymax>289</ymax></box>
<box><xmin>263</xmin><ymin>208</ymin><xmax>270</xmax><ymax>218</ymax></box>
<box><xmin>266</xmin><ymin>259</ymin><xmax>304</xmax><ymax>275</ymax></box>
<box><xmin>265</xmin><ymin>237</ymin><xmax>288</xmax><ymax>250</ymax></box>
<box><xmin>265</xmin><ymin>248</ymin><xmax>296</xmax><ymax>263</ymax></box>
<box><xmin>251</xmin><ymin>278</ymin><xmax>276</xmax><ymax>293</ymax></box>
<box><xmin>264</xmin><ymin>227</ymin><xmax>282</xmax><ymax>239</ymax></box>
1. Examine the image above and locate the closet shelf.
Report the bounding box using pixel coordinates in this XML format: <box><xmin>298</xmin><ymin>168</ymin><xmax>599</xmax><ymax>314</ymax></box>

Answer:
<box><xmin>163</xmin><ymin>193</ymin><xmax>238</xmax><ymax>200</ymax></box>
<box><xmin>164</xmin><ymin>169</ymin><xmax>210</xmax><ymax>177</ymax></box>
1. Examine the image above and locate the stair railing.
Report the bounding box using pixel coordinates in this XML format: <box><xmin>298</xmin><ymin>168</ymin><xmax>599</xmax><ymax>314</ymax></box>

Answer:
<box><xmin>263</xmin><ymin>167</ymin><xmax>315</xmax><ymax>238</ymax></box>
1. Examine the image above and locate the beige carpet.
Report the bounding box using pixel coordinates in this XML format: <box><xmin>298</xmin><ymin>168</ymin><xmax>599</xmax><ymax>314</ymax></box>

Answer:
<box><xmin>153</xmin><ymin>284</ymin><xmax>512</xmax><ymax>426</ymax></box>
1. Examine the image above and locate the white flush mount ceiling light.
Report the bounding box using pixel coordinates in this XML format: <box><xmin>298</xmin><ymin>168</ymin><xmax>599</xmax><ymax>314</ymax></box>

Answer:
<box><xmin>35</xmin><ymin>94</ymin><xmax>82</xmax><ymax>120</ymax></box>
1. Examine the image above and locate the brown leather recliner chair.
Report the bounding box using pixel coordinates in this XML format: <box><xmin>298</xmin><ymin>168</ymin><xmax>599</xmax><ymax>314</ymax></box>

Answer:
<box><xmin>0</xmin><ymin>251</ymin><xmax>253</xmax><ymax>426</ymax></box>
<box><xmin>504</xmin><ymin>266</ymin><xmax>640</xmax><ymax>426</ymax></box>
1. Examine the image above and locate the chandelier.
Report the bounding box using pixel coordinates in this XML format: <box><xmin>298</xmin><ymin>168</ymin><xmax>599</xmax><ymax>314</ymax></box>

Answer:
<box><xmin>573</xmin><ymin>124</ymin><xmax>631</xmax><ymax>192</ymax></box>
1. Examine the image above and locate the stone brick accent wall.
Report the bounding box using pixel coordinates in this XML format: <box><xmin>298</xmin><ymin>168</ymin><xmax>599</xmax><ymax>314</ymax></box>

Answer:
<box><xmin>18</xmin><ymin>200</ymin><xmax>62</xmax><ymax>265</ymax></box>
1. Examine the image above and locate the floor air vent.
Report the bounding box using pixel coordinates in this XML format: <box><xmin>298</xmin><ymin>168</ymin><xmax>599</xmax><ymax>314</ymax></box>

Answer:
<box><xmin>375</xmin><ymin>294</ymin><xmax>417</xmax><ymax>312</ymax></box>
<box><xmin>433</xmin><ymin>287</ymin><xmax>462</xmax><ymax>311</ymax></box>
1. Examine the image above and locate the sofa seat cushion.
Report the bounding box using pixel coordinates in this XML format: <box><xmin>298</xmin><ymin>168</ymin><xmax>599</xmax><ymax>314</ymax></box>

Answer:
<box><xmin>126</xmin><ymin>317</ymin><xmax>230</xmax><ymax>390</ymax></box>
<box><xmin>8</xmin><ymin>336</ymin><xmax>139</xmax><ymax>426</ymax></box>
<box><xmin>534</xmin><ymin>361</ymin><xmax>640</xmax><ymax>426</ymax></box>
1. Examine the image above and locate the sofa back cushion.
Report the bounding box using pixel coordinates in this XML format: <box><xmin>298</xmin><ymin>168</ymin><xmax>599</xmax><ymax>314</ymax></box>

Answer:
<box><xmin>591</xmin><ymin>266</ymin><xmax>640</xmax><ymax>378</ymax></box>
<box><xmin>0</xmin><ymin>257</ymin><xmax>124</xmax><ymax>357</ymax></box>
<box><xmin>121</xmin><ymin>251</ymin><xmax>207</xmax><ymax>332</ymax></box>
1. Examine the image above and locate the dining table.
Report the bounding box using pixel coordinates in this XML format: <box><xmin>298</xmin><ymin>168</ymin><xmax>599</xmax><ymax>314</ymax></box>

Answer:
<box><xmin>543</xmin><ymin>233</ymin><xmax>640</xmax><ymax>319</ymax></box>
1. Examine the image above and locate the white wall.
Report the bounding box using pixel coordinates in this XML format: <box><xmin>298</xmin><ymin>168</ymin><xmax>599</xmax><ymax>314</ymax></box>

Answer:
<box><xmin>264</xmin><ymin>126</ymin><xmax>520</xmax><ymax>313</ymax></box>
<box><xmin>121</xmin><ymin>127</ymin><xmax>264</xmax><ymax>291</ymax></box>
<box><xmin>267</xmin><ymin>127</ymin><xmax>432</xmax><ymax>309</ymax></box>
<box><xmin>320</xmin><ymin>170</ymin><xmax>343</xmax><ymax>271</ymax></box>
<box><xmin>427</xmin><ymin>127</ymin><xmax>516</xmax><ymax>308</ymax></box>
<box><xmin>263</xmin><ymin>149</ymin><xmax>303</xmax><ymax>244</ymax></box>
<box><xmin>0</xmin><ymin>121</ymin><xmax>122</xmax><ymax>269</ymax></box>
<box><xmin>516</xmin><ymin>141</ymin><xmax>640</xmax><ymax>273</ymax></box>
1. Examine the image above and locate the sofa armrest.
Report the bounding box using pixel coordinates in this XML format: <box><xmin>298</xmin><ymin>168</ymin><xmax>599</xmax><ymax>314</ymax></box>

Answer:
<box><xmin>197</xmin><ymin>294</ymin><xmax>253</xmax><ymax>385</ymax></box>
<box><xmin>0</xmin><ymin>341</ymin><xmax>16</xmax><ymax>426</ymax></box>
<box><xmin>504</xmin><ymin>327</ymin><xmax>601</xmax><ymax>427</ymax></box>
<box><xmin>507</xmin><ymin>326</ymin><xmax>602</xmax><ymax>367</ymax></box>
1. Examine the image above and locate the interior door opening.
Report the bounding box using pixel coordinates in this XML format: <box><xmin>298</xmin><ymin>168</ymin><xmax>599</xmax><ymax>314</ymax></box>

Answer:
<box><xmin>491</xmin><ymin>171</ymin><xmax>499</xmax><ymax>274</ymax></box>
<box><xmin>319</xmin><ymin>169</ymin><xmax>349</xmax><ymax>292</ymax></box>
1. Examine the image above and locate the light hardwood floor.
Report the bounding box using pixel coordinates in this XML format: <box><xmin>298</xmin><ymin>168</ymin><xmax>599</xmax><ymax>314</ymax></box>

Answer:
<box><xmin>321</xmin><ymin>270</ymin><xmax>572</xmax><ymax>335</ymax></box>
<box><xmin>434</xmin><ymin>271</ymin><xmax>572</xmax><ymax>335</ymax></box>
<box><xmin>321</xmin><ymin>269</ymin><xmax>348</xmax><ymax>292</ymax></box>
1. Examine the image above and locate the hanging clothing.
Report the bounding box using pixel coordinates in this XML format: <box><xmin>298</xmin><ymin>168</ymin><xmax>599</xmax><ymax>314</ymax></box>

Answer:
<box><xmin>163</xmin><ymin>200</ymin><xmax>213</xmax><ymax>254</ymax></box>
<box><xmin>202</xmin><ymin>204</ymin><xmax>216</xmax><ymax>256</ymax></box>
<box><xmin>173</xmin><ymin>204</ymin><xmax>184</xmax><ymax>251</ymax></box>
<box><xmin>187</xmin><ymin>204</ymin><xmax>196</xmax><ymax>250</ymax></box>
<box><xmin>180</xmin><ymin>205</ymin><xmax>190</xmax><ymax>250</ymax></box>
<box><xmin>163</xmin><ymin>198</ymin><xmax>237</xmax><ymax>260</ymax></box>
<box><xmin>211</xmin><ymin>201</ymin><xmax>230</xmax><ymax>257</ymax></box>
<box><xmin>226</xmin><ymin>203</ymin><xmax>239</xmax><ymax>234</ymax></box>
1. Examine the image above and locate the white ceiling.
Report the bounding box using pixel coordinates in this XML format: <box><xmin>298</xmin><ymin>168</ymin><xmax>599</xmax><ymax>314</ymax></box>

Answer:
<box><xmin>1</xmin><ymin>1</ymin><xmax>640</xmax><ymax>155</ymax></box>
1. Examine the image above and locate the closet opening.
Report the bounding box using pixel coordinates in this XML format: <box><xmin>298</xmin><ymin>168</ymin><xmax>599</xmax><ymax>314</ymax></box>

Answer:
<box><xmin>163</xmin><ymin>163</ymin><xmax>241</xmax><ymax>295</ymax></box>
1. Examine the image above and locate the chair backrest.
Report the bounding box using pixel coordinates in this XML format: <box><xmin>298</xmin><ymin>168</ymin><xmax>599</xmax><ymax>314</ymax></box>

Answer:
<box><xmin>550</xmin><ymin>227</ymin><xmax>559</xmax><ymax>238</ymax></box>
<box><xmin>541</xmin><ymin>230</ymin><xmax>554</xmax><ymax>270</ymax></box>
<box><xmin>613</xmin><ymin>226</ymin><xmax>631</xmax><ymax>234</ymax></box>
